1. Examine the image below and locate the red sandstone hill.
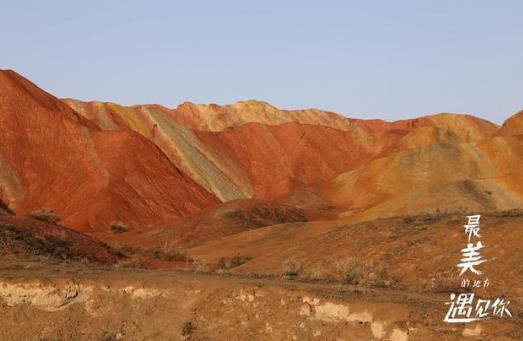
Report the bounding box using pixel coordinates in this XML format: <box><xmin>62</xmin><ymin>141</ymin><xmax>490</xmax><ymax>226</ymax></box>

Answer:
<box><xmin>0</xmin><ymin>70</ymin><xmax>218</xmax><ymax>235</ymax></box>
<box><xmin>62</xmin><ymin>98</ymin><xmax>499</xmax><ymax>203</ymax></box>
<box><xmin>1</xmin><ymin>69</ymin><xmax>522</xmax><ymax>249</ymax></box>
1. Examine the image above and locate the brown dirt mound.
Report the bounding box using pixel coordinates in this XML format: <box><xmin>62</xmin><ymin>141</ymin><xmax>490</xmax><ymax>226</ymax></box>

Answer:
<box><xmin>131</xmin><ymin>199</ymin><xmax>309</xmax><ymax>248</ymax></box>
<box><xmin>0</xmin><ymin>216</ymin><xmax>120</xmax><ymax>264</ymax></box>
<box><xmin>186</xmin><ymin>210</ymin><xmax>523</xmax><ymax>299</ymax></box>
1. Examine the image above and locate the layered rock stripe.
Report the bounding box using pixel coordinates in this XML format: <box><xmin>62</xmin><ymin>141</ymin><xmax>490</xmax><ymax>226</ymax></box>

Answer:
<box><xmin>1</xmin><ymin>69</ymin><xmax>522</xmax><ymax>235</ymax></box>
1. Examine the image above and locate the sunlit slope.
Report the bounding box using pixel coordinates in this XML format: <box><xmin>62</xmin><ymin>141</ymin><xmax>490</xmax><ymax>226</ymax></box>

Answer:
<box><xmin>324</xmin><ymin>134</ymin><xmax>523</xmax><ymax>219</ymax></box>
<box><xmin>0</xmin><ymin>70</ymin><xmax>218</xmax><ymax>232</ymax></box>
<box><xmin>64</xmin><ymin>98</ymin><xmax>499</xmax><ymax>203</ymax></box>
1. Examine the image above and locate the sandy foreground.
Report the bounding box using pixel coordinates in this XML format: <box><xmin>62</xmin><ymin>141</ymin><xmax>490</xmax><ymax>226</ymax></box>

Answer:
<box><xmin>0</xmin><ymin>259</ymin><xmax>521</xmax><ymax>341</ymax></box>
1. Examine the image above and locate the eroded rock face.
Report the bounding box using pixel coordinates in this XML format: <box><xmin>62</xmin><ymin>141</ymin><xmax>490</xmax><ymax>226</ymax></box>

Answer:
<box><xmin>1</xmin><ymin>69</ymin><xmax>522</xmax><ymax>239</ymax></box>
<box><xmin>62</xmin><ymin>96</ymin><xmax>503</xmax><ymax>209</ymax></box>
<box><xmin>0</xmin><ymin>70</ymin><xmax>219</xmax><ymax>233</ymax></box>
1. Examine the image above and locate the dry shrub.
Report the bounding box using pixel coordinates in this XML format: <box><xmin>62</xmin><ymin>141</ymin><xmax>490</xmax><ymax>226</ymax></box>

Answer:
<box><xmin>307</xmin><ymin>265</ymin><xmax>330</xmax><ymax>281</ymax></box>
<box><xmin>424</xmin><ymin>272</ymin><xmax>462</xmax><ymax>292</ymax></box>
<box><xmin>117</xmin><ymin>244</ymin><xmax>138</xmax><ymax>255</ymax></box>
<box><xmin>335</xmin><ymin>257</ymin><xmax>389</xmax><ymax>286</ymax></box>
<box><xmin>28</xmin><ymin>209</ymin><xmax>60</xmax><ymax>224</ymax></box>
<box><xmin>144</xmin><ymin>247</ymin><xmax>187</xmax><ymax>262</ymax></box>
<box><xmin>215</xmin><ymin>268</ymin><xmax>229</xmax><ymax>274</ymax></box>
<box><xmin>110</xmin><ymin>221</ymin><xmax>129</xmax><ymax>233</ymax></box>
<box><xmin>193</xmin><ymin>259</ymin><xmax>209</xmax><ymax>273</ymax></box>
<box><xmin>402</xmin><ymin>211</ymin><xmax>447</xmax><ymax>225</ymax></box>
<box><xmin>335</xmin><ymin>257</ymin><xmax>363</xmax><ymax>284</ymax></box>
<box><xmin>100</xmin><ymin>332</ymin><xmax>118</xmax><ymax>341</ymax></box>
<box><xmin>282</xmin><ymin>258</ymin><xmax>302</xmax><ymax>277</ymax></box>
<box><xmin>217</xmin><ymin>255</ymin><xmax>252</xmax><ymax>269</ymax></box>
<box><xmin>181</xmin><ymin>321</ymin><xmax>195</xmax><ymax>336</ymax></box>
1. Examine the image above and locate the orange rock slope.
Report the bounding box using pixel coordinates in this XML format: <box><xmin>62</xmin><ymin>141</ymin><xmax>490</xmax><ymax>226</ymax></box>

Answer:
<box><xmin>61</xmin><ymin>98</ymin><xmax>523</xmax><ymax>227</ymax></box>
<box><xmin>323</xmin><ymin>114</ymin><xmax>523</xmax><ymax>220</ymax></box>
<box><xmin>0</xmin><ymin>70</ymin><xmax>219</xmax><ymax>234</ymax></box>
<box><xmin>63</xmin><ymin>98</ymin><xmax>499</xmax><ymax>204</ymax></box>
<box><xmin>1</xmin><ymin>69</ymin><xmax>521</xmax><ymax>240</ymax></box>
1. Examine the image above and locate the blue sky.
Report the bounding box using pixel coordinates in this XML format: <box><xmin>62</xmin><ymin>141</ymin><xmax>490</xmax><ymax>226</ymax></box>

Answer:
<box><xmin>2</xmin><ymin>1</ymin><xmax>522</xmax><ymax>123</ymax></box>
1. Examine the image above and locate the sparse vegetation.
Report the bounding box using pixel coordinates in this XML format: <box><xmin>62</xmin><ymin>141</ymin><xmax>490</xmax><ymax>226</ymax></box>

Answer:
<box><xmin>402</xmin><ymin>215</ymin><xmax>415</xmax><ymax>224</ymax></box>
<box><xmin>144</xmin><ymin>247</ymin><xmax>187</xmax><ymax>262</ymax></box>
<box><xmin>494</xmin><ymin>209</ymin><xmax>523</xmax><ymax>218</ymax></box>
<box><xmin>424</xmin><ymin>272</ymin><xmax>462</xmax><ymax>292</ymax></box>
<box><xmin>100</xmin><ymin>331</ymin><xmax>118</xmax><ymax>341</ymax></box>
<box><xmin>335</xmin><ymin>257</ymin><xmax>389</xmax><ymax>286</ymax></box>
<box><xmin>401</xmin><ymin>211</ymin><xmax>448</xmax><ymax>225</ymax></box>
<box><xmin>110</xmin><ymin>221</ymin><xmax>129</xmax><ymax>233</ymax></box>
<box><xmin>282</xmin><ymin>258</ymin><xmax>302</xmax><ymax>277</ymax></box>
<box><xmin>306</xmin><ymin>265</ymin><xmax>333</xmax><ymax>282</ymax></box>
<box><xmin>335</xmin><ymin>257</ymin><xmax>364</xmax><ymax>284</ymax></box>
<box><xmin>28</xmin><ymin>209</ymin><xmax>60</xmax><ymax>224</ymax></box>
<box><xmin>223</xmin><ymin>206</ymin><xmax>307</xmax><ymax>229</ymax></box>
<box><xmin>117</xmin><ymin>244</ymin><xmax>138</xmax><ymax>255</ymax></box>
<box><xmin>193</xmin><ymin>259</ymin><xmax>209</xmax><ymax>273</ymax></box>
<box><xmin>0</xmin><ymin>222</ymin><xmax>78</xmax><ymax>261</ymax></box>
<box><xmin>181</xmin><ymin>321</ymin><xmax>195</xmax><ymax>336</ymax></box>
<box><xmin>217</xmin><ymin>254</ymin><xmax>252</xmax><ymax>269</ymax></box>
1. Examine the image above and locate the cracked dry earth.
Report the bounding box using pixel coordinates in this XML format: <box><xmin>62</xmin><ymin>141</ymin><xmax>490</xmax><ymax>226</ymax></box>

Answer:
<box><xmin>0</xmin><ymin>265</ymin><xmax>521</xmax><ymax>341</ymax></box>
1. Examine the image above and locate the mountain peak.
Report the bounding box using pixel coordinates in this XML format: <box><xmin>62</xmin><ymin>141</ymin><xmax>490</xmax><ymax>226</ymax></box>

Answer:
<box><xmin>496</xmin><ymin>110</ymin><xmax>523</xmax><ymax>136</ymax></box>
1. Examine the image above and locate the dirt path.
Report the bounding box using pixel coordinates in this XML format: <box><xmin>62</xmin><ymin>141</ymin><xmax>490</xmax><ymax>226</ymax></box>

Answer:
<box><xmin>1</xmin><ymin>262</ymin><xmax>521</xmax><ymax>340</ymax></box>
<box><xmin>0</xmin><ymin>262</ymin><xmax>446</xmax><ymax>304</ymax></box>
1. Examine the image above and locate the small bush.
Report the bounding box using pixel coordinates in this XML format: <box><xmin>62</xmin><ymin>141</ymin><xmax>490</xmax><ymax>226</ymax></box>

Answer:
<box><xmin>144</xmin><ymin>247</ymin><xmax>187</xmax><ymax>262</ymax></box>
<box><xmin>111</xmin><ymin>221</ymin><xmax>129</xmax><ymax>233</ymax></box>
<box><xmin>100</xmin><ymin>332</ymin><xmax>117</xmax><ymax>341</ymax></box>
<box><xmin>117</xmin><ymin>244</ymin><xmax>138</xmax><ymax>255</ymax></box>
<box><xmin>282</xmin><ymin>258</ymin><xmax>302</xmax><ymax>277</ymax></box>
<box><xmin>181</xmin><ymin>321</ymin><xmax>195</xmax><ymax>336</ymax></box>
<box><xmin>424</xmin><ymin>272</ymin><xmax>462</xmax><ymax>292</ymax></box>
<box><xmin>193</xmin><ymin>259</ymin><xmax>209</xmax><ymax>273</ymax></box>
<box><xmin>307</xmin><ymin>265</ymin><xmax>332</xmax><ymax>281</ymax></box>
<box><xmin>118</xmin><ymin>258</ymin><xmax>146</xmax><ymax>269</ymax></box>
<box><xmin>402</xmin><ymin>212</ymin><xmax>447</xmax><ymax>225</ymax></box>
<box><xmin>402</xmin><ymin>215</ymin><xmax>415</xmax><ymax>224</ymax></box>
<box><xmin>217</xmin><ymin>255</ymin><xmax>252</xmax><ymax>269</ymax></box>
<box><xmin>335</xmin><ymin>257</ymin><xmax>364</xmax><ymax>284</ymax></box>
<box><xmin>335</xmin><ymin>257</ymin><xmax>389</xmax><ymax>286</ymax></box>
<box><xmin>28</xmin><ymin>209</ymin><xmax>60</xmax><ymax>224</ymax></box>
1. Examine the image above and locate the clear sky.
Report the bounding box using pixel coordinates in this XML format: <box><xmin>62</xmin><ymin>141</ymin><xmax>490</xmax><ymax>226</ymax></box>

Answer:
<box><xmin>2</xmin><ymin>1</ymin><xmax>522</xmax><ymax>123</ymax></box>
